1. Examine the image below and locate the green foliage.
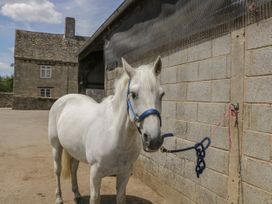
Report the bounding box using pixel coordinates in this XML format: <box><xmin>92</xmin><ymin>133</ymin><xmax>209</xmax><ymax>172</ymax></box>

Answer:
<box><xmin>0</xmin><ymin>75</ymin><xmax>13</xmax><ymax>92</ymax></box>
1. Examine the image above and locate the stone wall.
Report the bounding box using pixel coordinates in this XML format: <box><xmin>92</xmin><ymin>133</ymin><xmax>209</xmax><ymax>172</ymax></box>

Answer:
<box><xmin>13</xmin><ymin>27</ymin><xmax>88</xmax><ymax>109</ymax></box>
<box><xmin>12</xmin><ymin>89</ymin><xmax>104</xmax><ymax>110</ymax></box>
<box><xmin>105</xmin><ymin>17</ymin><xmax>272</xmax><ymax>204</ymax></box>
<box><xmin>0</xmin><ymin>92</ymin><xmax>13</xmax><ymax>108</ymax></box>
<box><xmin>15</xmin><ymin>30</ymin><xmax>87</xmax><ymax>63</ymax></box>
<box><xmin>12</xmin><ymin>96</ymin><xmax>56</xmax><ymax>110</ymax></box>
<box><xmin>85</xmin><ymin>88</ymin><xmax>105</xmax><ymax>102</ymax></box>
<box><xmin>14</xmin><ymin>59</ymin><xmax>78</xmax><ymax>98</ymax></box>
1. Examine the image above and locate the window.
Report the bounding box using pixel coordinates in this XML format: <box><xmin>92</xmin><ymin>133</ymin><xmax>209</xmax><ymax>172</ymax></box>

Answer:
<box><xmin>40</xmin><ymin>88</ymin><xmax>51</xmax><ymax>98</ymax></box>
<box><xmin>40</xmin><ymin>65</ymin><xmax>52</xmax><ymax>78</ymax></box>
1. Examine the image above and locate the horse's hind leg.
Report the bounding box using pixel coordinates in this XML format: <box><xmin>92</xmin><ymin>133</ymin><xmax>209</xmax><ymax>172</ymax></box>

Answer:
<box><xmin>52</xmin><ymin>145</ymin><xmax>63</xmax><ymax>204</ymax></box>
<box><xmin>71</xmin><ymin>158</ymin><xmax>81</xmax><ymax>201</ymax></box>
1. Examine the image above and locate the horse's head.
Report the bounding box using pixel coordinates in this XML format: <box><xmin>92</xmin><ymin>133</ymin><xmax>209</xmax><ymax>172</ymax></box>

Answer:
<box><xmin>122</xmin><ymin>56</ymin><xmax>164</xmax><ymax>152</ymax></box>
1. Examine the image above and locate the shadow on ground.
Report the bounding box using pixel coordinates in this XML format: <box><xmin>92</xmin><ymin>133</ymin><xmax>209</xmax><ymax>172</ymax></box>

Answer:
<box><xmin>75</xmin><ymin>195</ymin><xmax>153</xmax><ymax>204</ymax></box>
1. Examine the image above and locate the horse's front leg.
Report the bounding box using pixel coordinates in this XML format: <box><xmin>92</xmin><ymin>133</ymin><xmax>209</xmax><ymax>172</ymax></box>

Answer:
<box><xmin>90</xmin><ymin>165</ymin><xmax>102</xmax><ymax>204</ymax></box>
<box><xmin>116</xmin><ymin>167</ymin><xmax>132</xmax><ymax>204</ymax></box>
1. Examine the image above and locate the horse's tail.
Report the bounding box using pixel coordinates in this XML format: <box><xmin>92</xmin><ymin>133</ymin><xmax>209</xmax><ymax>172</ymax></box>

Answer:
<box><xmin>61</xmin><ymin>149</ymin><xmax>71</xmax><ymax>179</ymax></box>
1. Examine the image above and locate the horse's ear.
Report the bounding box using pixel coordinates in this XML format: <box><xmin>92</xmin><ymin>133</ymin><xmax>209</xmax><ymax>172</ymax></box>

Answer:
<box><xmin>153</xmin><ymin>56</ymin><xmax>162</xmax><ymax>76</ymax></box>
<box><xmin>122</xmin><ymin>57</ymin><xmax>135</xmax><ymax>78</ymax></box>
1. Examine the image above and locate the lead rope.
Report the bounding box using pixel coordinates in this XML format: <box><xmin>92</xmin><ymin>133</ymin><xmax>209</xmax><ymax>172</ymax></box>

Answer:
<box><xmin>160</xmin><ymin>103</ymin><xmax>239</xmax><ymax>178</ymax></box>
<box><xmin>160</xmin><ymin>135</ymin><xmax>211</xmax><ymax>178</ymax></box>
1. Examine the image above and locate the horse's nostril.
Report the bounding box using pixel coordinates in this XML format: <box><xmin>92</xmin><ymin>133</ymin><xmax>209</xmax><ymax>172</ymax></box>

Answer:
<box><xmin>143</xmin><ymin>133</ymin><xmax>149</xmax><ymax>142</ymax></box>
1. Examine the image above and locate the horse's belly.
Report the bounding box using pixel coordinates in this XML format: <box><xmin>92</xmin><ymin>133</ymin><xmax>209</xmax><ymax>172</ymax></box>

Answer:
<box><xmin>64</xmin><ymin>141</ymin><xmax>87</xmax><ymax>162</ymax></box>
<box><xmin>59</xmin><ymin>133</ymin><xmax>88</xmax><ymax>162</ymax></box>
<box><xmin>57</xmin><ymin>111</ymin><xmax>90</xmax><ymax>163</ymax></box>
<box><xmin>98</xmin><ymin>148</ymin><xmax>141</xmax><ymax>176</ymax></box>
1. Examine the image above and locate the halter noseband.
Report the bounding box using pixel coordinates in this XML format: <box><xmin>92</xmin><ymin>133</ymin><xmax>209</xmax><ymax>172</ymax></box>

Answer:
<box><xmin>127</xmin><ymin>80</ymin><xmax>162</xmax><ymax>134</ymax></box>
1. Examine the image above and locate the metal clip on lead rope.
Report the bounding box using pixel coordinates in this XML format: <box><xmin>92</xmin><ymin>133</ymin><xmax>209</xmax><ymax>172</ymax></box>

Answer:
<box><xmin>160</xmin><ymin>134</ymin><xmax>211</xmax><ymax>178</ymax></box>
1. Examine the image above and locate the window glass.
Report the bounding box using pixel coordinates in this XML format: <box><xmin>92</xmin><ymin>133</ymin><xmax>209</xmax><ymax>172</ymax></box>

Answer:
<box><xmin>40</xmin><ymin>88</ymin><xmax>51</xmax><ymax>97</ymax></box>
<box><xmin>40</xmin><ymin>65</ymin><xmax>52</xmax><ymax>78</ymax></box>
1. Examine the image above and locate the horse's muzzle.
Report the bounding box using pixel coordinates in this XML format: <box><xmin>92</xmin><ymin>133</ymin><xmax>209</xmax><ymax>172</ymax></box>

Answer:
<box><xmin>142</xmin><ymin>134</ymin><xmax>164</xmax><ymax>152</ymax></box>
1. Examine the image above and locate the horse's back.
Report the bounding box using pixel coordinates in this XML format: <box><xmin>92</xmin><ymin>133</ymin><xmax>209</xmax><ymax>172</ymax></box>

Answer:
<box><xmin>49</xmin><ymin>94</ymin><xmax>96</xmax><ymax>133</ymax></box>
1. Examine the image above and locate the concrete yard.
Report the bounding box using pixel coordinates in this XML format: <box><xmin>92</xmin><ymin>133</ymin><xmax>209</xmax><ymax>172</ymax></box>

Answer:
<box><xmin>0</xmin><ymin>109</ymin><xmax>165</xmax><ymax>204</ymax></box>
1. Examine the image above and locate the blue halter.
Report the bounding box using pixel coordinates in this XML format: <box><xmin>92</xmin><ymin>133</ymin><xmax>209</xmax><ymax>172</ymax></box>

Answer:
<box><xmin>127</xmin><ymin>80</ymin><xmax>162</xmax><ymax>134</ymax></box>
<box><xmin>127</xmin><ymin>80</ymin><xmax>211</xmax><ymax>177</ymax></box>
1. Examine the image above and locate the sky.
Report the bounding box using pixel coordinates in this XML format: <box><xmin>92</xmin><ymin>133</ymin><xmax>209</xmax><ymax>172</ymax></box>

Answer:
<box><xmin>0</xmin><ymin>0</ymin><xmax>123</xmax><ymax>76</ymax></box>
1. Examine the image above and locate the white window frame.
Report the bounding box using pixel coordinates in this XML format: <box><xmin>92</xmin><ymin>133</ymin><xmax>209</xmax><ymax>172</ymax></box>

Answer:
<box><xmin>40</xmin><ymin>88</ymin><xmax>51</xmax><ymax>98</ymax></box>
<box><xmin>40</xmin><ymin>65</ymin><xmax>52</xmax><ymax>79</ymax></box>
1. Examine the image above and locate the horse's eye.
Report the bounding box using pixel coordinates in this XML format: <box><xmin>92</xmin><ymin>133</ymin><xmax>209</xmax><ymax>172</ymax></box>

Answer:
<box><xmin>131</xmin><ymin>92</ymin><xmax>138</xmax><ymax>99</ymax></box>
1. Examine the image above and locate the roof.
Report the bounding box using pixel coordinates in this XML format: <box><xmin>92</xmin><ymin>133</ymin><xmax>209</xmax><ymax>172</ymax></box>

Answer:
<box><xmin>78</xmin><ymin>0</ymin><xmax>135</xmax><ymax>59</ymax></box>
<box><xmin>15</xmin><ymin>30</ymin><xmax>88</xmax><ymax>63</ymax></box>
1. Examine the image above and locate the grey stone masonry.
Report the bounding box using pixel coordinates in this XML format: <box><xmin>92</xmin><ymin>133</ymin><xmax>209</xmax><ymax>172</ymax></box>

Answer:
<box><xmin>211</xmin><ymin>80</ymin><xmax>230</xmax><ymax>102</ymax></box>
<box><xmin>15</xmin><ymin>29</ymin><xmax>87</xmax><ymax>63</ymax></box>
<box><xmin>198</xmin><ymin>56</ymin><xmax>230</xmax><ymax>81</ymax></box>
<box><xmin>243</xmin><ymin>130</ymin><xmax>271</xmax><ymax>161</ymax></box>
<box><xmin>176</xmin><ymin>102</ymin><xmax>198</xmax><ymax>121</ymax></box>
<box><xmin>104</xmin><ymin>17</ymin><xmax>272</xmax><ymax>204</ymax></box>
<box><xmin>245</xmin><ymin>76</ymin><xmax>272</xmax><ymax>103</ymax></box>
<box><xmin>0</xmin><ymin>92</ymin><xmax>13</xmax><ymax>107</ymax></box>
<box><xmin>13</xmin><ymin>95</ymin><xmax>56</xmax><ymax>110</ymax></box>
<box><xmin>177</xmin><ymin>62</ymin><xmax>198</xmax><ymax>82</ymax></box>
<box><xmin>242</xmin><ymin>158</ymin><xmax>272</xmax><ymax>192</ymax></box>
<box><xmin>245</xmin><ymin>46</ymin><xmax>272</xmax><ymax>76</ymax></box>
<box><xmin>14</xmin><ymin>18</ymin><xmax>89</xmax><ymax>109</ymax></box>
<box><xmin>85</xmin><ymin>89</ymin><xmax>105</xmax><ymax>102</ymax></box>
<box><xmin>243</xmin><ymin>183</ymin><xmax>272</xmax><ymax>204</ymax></box>
<box><xmin>65</xmin><ymin>17</ymin><xmax>75</xmax><ymax>38</ymax></box>
<box><xmin>246</xmin><ymin>17</ymin><xmax>272</xmax><ymax>49</ymax></box>
<box><xmin>187</xmin><ymin>41</ymin><xmax>212</xmax><ymax>62</ymax></box>
<box><xmin>197</xmin><ymin>103</ymin><xmax>227</xmax><ymax>125</ymax></box>
<box><xmin>161</xmin><ymin>66</ymin><xmax>177</xmax><ymax>84</ymax></box>
<box><xmin>242</xmin><ymin>16</ymin><xmax>272</xmax><ymax>204</ymax></box>
<box><xmin>187</xmin><ymin>81</ymin><xmax>211</xmax><ymax>102</ymax></box>
<box><xmin>247</xmin><ymin>104</ymin><xmax>272</xmax><ymax>134</ymax></box>
<box><xmin>212</xmin><ymin>34</ymin><xmax>231</xmax><ymax>56</ymax></box>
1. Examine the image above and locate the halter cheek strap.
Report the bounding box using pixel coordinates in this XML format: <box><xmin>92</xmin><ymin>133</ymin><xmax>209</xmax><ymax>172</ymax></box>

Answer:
<box><xmin>127</xmin><ymin>80</ymin><xmax>162</xmax><ymax>134</ymax></box>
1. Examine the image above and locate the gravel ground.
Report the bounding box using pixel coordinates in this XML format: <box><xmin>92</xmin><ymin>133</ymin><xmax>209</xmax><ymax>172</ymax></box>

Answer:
<box><xmin>0</xmin><ymin>109</ymin><xmax>165</xmax><ymax>204</ymax></box>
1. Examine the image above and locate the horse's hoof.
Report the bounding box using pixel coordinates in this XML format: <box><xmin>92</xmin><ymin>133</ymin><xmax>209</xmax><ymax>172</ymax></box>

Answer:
<box><xmin>74</xmin><ymin>196</ymin><xmax>81</xmax><ymax>204</ymax></box>
<box><xmin>56</xmin><ymin>197</ymin><xmax>63</xmax><ymax>204</ymax></box>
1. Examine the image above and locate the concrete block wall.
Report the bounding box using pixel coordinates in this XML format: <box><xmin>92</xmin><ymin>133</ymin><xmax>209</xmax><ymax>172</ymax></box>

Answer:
<box><xmin>105</xmin><ymin>35</ymin><xmax>231</xmax><ymax>203</ymax></box>
<box><xmin>142</xmin><ymin>35</ymin><xmax>230</xmax><ymax>203</ymax></box>
<box><xmin>242</xmin><ymin>18</ymin><xmax>272</xmax><ymax>204</ymax></box>
<box><xmin>105</xmin><ymin>17</ymin><xmax>272</xmax><ymax>204</ymax></box>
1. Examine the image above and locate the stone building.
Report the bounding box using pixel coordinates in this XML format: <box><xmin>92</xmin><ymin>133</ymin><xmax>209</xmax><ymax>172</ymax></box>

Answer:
<box><xmin>13</xmin><ymin>17</ymin><xmax>88</xmax><ymax>109</ymax></box>
<box><xmin>79</xmin><ymin>0</ymin><xmax>272</xmax><ymax>203</ymax></box>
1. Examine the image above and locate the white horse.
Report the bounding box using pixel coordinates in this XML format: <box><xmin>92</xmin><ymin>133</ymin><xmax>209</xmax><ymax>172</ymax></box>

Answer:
<box><xmin>48</xmin><ymin>56</ymin><xmax>164</xmax><ymax>204</ymax></box>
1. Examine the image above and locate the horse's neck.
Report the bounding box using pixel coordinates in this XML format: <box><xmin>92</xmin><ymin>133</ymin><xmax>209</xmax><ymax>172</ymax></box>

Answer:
<box><xmin>111</xmin><ymin>86</ymin><xmax>139</xmax><ymax>151</ymax></box>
